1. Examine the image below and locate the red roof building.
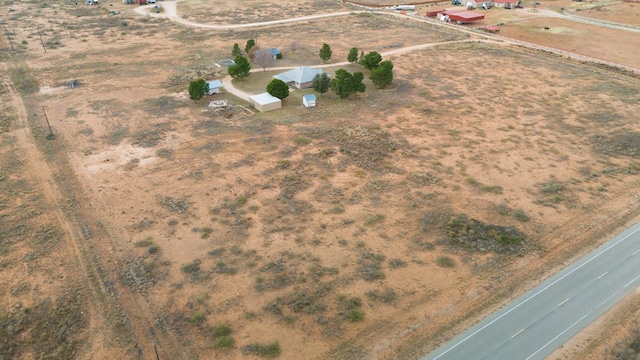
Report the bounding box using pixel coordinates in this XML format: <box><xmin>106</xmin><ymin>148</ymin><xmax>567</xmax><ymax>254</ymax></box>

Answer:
<box><xmin>443</xmin><ymin>11</ymin><xmax>485</xmax><ymax>23</ymax></box>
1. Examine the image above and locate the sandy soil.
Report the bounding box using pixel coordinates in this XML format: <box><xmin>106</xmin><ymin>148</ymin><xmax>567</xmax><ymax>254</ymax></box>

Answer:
<box><xmin>1</xmin><ymin>0</ymin><xmax>640</xmax><ymax>359</ymax></box>
<box><xmin>570</xmin><ymin>2</ymin><xmax>640</xmax><ymax>26</ymax></box>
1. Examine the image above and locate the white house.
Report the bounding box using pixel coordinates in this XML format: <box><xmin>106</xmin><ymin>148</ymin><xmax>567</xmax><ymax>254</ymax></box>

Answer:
<box><xmin>249</xmin><ymin>93</ymin><xmax>281</xmax><ymax>112</ymax></box>
<box><xmin>273</xmin><ymin>66</ymin><xmax>325</xmax><ymax>89</ymax></box>
<box><xmin>302</xmin><ymin>94</ymin><xmax>316</xmax><ymax>108</ymax></box>
<box><xmin>206</xmin><ymin>80</ymin><xmax>223</xmax><ymax>95</ymax></box>
<box><xmin>492</xmin><ymin>0</ymin><xmax>518</xmax><ymax>7</ymax></box>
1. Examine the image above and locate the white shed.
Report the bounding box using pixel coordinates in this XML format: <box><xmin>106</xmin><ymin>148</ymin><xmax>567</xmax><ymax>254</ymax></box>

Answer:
<box><xmin>249</xmin><ymin>93</ymin><xmax>281</xmax><ymax>112</ymax></box>
<box><xmin>302</xmin><ymin>94</ymin><xmax>317</xmax><ymax>108</ymax></box>
<box><xmin>206</xmin><ymin>80</ymin><xmax>223</xmax><ymax>95</ymax></box>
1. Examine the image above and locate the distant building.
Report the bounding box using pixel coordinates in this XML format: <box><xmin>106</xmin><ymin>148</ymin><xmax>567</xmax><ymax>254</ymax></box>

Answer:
<box><xmin>492</xmin><ymin>0</ymin><xmax>519</xmax><ymax>8</ymax></box>
<box><xmin>249</xmin><ymin>93</ymin><xmax>281</xmax><ymax>112</ymax></box>
<box><xmin>206</xmin><ymin>80</ymin><xmax>223</xmax><ymax>95</ymax></box>
<box><xmin>269</xmin><ymin>48</ymin><xmax>282</xmax><ymax>59</ymax></box>
<box><xmin>441</xmin><ymin>11</ymin><xmax>485</xmax><ymax>24</ymax></box>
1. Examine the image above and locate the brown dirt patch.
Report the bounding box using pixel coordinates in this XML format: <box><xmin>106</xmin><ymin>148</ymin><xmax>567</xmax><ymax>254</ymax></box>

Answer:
<box><xmin>499</xmin><ymin>16</ymin><xmax>640</xmax><ymax>68</ymax></box>
<box><xmin>571</xmin><ymin>2</ymin><xmax>640</xmax><ymax>26</ymax></box>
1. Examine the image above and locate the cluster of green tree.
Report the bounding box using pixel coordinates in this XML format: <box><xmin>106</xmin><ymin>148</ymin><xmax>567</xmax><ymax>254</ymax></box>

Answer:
<box><xmin>310</xmin><ymin>44</ymin><xmax>394</xmax><ymax>99</ymax></box>
<box><xmin>190</xmin><ymin>42</ymin><xmax>394</xmax><ymax>104</ymax></box>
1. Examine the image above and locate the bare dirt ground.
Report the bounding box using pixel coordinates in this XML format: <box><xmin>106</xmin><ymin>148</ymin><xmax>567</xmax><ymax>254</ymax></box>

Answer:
<box><xmin>569</xmin><ymin>2</ymin><xmax>640</xmax><ymax>26</ymax></box>
<box><xmin>1</xmin><ymin>0</ymin><xmax>640</xmax><ymax>359</ymax></box>
<box><xmin>498</xmin><ymin>16</ymin><xmax>640</xmax><ymax>68</ymax></box>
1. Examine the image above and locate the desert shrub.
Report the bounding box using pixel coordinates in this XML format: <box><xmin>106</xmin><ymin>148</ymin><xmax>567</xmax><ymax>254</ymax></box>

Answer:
<box><xmin>181</xmin><ymin>259</ymin><xmax>201</xmax><ymax>274</ymax></box>
<box><xmin>443</xmin><ymin>214</ymin><xmax>526</xmax><ymax>253</ymax></box>
<box><xmin>496</xmin><ymin>203</ymin><xmax>510</xmax><ymax>216</ymax></box>
<box><xmin>357</xmin><ymin>251</ymin><xmax>385</xmax><ymax>281</ymax></box>
<box><xmin>366</xmin><ymin>288</ymin><xmax>397</xmax><ymax>304</ymax></box>
<box><xmin>212</xmin><ymin>323</ymin><xmax>232</xmax><ymax>337</ymax></box>
<box><xmin>346</xmin><ymin>309</ymin><xmax>364</xmax><ymax>322</ymax></box>
<box><xmin>159</xmin><ymin>196</ymin><xmax>189</xmax><ymax>213</ymax></box>
<box><xmin>214</xmin><ymin>336</ymin><xmax>235</xmax><ymax>349</ymax></box>
<box><xmin>388</xmin><ymin>258</ymin><xmax>407</xmax><ymax>269</ymax></box>
<box><xmin>437</xmin><ymin>256</ymin><xmax>455</xmax><ymax>268</ymax></box>
<box><xmin>190</xmin><ymin>311</ymin><xmax>205</xmax><ymax>324</ymax></box>
<box><xmin>513</xmin><ymin>208</ymin><xmax>530</xmax><ymax>222</ymax></box>
<box><xmin>293</xmin><ymin>136</ymin><xmax>311</xmax><ymax>146</ymax></box>
<box><xmin>242</xmin><ymin>341</ymin><xmax>281</xmax><ymax>358</ymax></box>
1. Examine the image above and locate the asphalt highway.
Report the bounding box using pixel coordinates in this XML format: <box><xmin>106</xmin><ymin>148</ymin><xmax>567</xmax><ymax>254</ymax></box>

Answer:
<box><xmin>423</xmin><ymin>223</ymin><xmax>640</xmax><ymax>360</ymax></box>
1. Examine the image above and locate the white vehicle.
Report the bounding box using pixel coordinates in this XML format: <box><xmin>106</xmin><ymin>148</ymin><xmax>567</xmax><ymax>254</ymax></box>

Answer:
<box><xmin>147</xmin><ymin>0</ymin><xmax>156</xmax><ymax>3</ymax></box>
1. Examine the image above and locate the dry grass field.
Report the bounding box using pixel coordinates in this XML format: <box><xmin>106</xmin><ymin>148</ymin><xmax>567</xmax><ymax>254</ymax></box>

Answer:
<box><xmin>1</xmin><ymin>0</ymin><xmax>640</xmax><ymax>359</ymax></box>
<box><xmin>570</xmin><ymin>2</ymin><xmax>640</xmax><ymax>26</ymax></box>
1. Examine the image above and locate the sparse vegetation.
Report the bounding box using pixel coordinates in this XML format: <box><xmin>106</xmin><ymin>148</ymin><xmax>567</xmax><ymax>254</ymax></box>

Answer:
<box><xmin>444</xmin><ymin>215</ymin><xmax>526</xmax><ymax>253</ymax></box>
<box><xmin>4</xmin><ymin>3</ymin><xmax>640</xmax><ymax>359</ymax></box>
<box><xmin>366</xmin><ymin>288</ymin><xmax>397</xmax><ymax>304</ymax></box>
<box><xmin>242</xmin><ymin>341</ymin><xmax>281</xmax><ymax>358</ymax></box>
<box><xmin>437</xmin><ymin>256</ymin><xmax>455</xmax><ymax>268</ymax></box>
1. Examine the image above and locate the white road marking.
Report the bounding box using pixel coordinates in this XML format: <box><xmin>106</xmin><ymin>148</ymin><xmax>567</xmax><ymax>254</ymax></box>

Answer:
<box><xmin>633</xmin><ymin>248</ymin><xmax>640</xmax><ymax>256</ymax></box>
<box><xmin>524</xmin><ymin>311</ymin><xmax>593</xmax><ymax>360</ymax></box>
<box><xmin>625</xmin><ymin>273</ymin><xmax>640</xmax><ymax>288</ymax></box>
<box><xmin>557</xmin><ymin>298</ymin><xmax>570</xmax><ymax>307</ymax></box>
<box><xmin>598</xmin><ymin>272</ymin><xmax>608</xmax><ymax>279</ymax></box>
<box><xmin>429</xmin><ymin>225</ymin><xmax>640</xmax><ymax>360</ymax></box>
<box><xmin>511</xmin><ymin>328</ymin><xmax>525</xmax><ymax>338</ymax></box>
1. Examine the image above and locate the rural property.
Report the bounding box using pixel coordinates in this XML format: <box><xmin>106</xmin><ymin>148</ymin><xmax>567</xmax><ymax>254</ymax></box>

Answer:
<box><xmin>0</xmin><ymin>0</ymin><xmax>639</xmax><ymax>359</ymax></box>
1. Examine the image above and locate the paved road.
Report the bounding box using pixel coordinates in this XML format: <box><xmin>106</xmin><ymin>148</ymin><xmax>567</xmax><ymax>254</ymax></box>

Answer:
<box><xmin>423</xmin><ymin>223</ymin><xmax>640</xmax><ymax>360</ymax></box>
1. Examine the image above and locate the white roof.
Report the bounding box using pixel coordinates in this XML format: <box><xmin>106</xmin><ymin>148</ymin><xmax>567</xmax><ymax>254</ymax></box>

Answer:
<box><xmin>303</xmin><ymin>94</ymin><xmax>317</xmax><ymax>101</ymax></box>
<box><xmin>207</xmin><ymin>80</ymin><xmax>223</xmax><ymax>88</ymax></box>
<box><xmin>250</xmin><ymin>92</ymin><xmax>281</xmax><ymax>105</ymax></box>
<box><xmin>274</xmin><ymin>66</ymin><xmax>324</xmax><ymax>84</ymax></box>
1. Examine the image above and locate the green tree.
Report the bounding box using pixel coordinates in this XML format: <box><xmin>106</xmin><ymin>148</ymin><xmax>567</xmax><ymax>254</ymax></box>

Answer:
<box><xmin>228</xmin><ymin>55</ymin><xmax>251</xmax><ymax>80</ymax></box>
<box><xmin>330</xmin><ymin>69</ymin><xmax>366</xmax><ymax>99</ymax></box>
<box><xmin>245</xmin><ymin>39</ymin><xmax>256</xmax><ymax>54</ymax></box>
<box><xmin>347</xmin><ymin>47</ymin><xmax>359</xmax><ymax>63</ymax></box>
<box><xmin>360</xmin><ymin>51</ymin><xmax>382</xmax><ymax>70</ymax></box>
<box><xmin>266</xmin><ymin>79</ymin><xmax>289</xmax><ymax>100</ymax></box>
<box><xmin>188</xmin><ymin>78</ymin><xmax>209</xmax><ymax>101</ymax></box>
<box><xmin>312</xmin><ymin>72</ymin><xmax>330</xmax><ymax>97</ymax></box>
<box><xmin>231</xmin><ymin>43</ymin><xmax>242</xmax><ymax>57</ymax></box>
<box><xmin>370</xmin><ymin>60</ymin><xmax>393</xmax><ymax>88</ymax></box>
<box><xmin>319</xmin><ymin>43</ymin><xmax>332</xmax><ymax>63</ymax></box>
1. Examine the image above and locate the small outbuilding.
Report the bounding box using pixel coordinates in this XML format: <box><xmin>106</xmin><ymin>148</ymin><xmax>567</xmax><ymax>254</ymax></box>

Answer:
<box><xmin>249</xmin><ymin>93</ymin><xmax>281</xmax><ymax>112</ymax></box>
<box><xmin>206</xmin><ymin>80</ymin><xmax>223</xmax><ymax>95</ymax></box>
<box><xmin>302</xmin><ymin>94</ymin><xmax>317</xmax><ymax>108</ymax></box>
<box><xmin>269</xmin><ymin>48</ymin><xmax>282</xmax><ymax>59</ymax></box>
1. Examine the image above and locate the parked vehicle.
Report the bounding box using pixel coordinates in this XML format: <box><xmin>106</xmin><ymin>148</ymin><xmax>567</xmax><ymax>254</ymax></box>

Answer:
<box><xmin>514</xmin><ymin>4</ymin><xmax>523</xmax><ymax>8</ymax></box>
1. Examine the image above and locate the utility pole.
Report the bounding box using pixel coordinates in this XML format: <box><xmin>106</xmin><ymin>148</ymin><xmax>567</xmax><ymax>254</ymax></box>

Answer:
<box><xmin>42</xmin><ymin>106</ymin><xmax>53</xmax><ymax>138</ymax></box>
<box><xmin>152</xmin><ymin>340</ymin><xmax>160</xmax><ymax>360</ymax></box>
<box><xmin>4</xmin><ymin>27</ymin><xmax>14</xmax><ymax>55</ymax></box>
<box><xmin>37</xmin><ymin>25</ymin><xmax>46</xmax><ymax>53</ymax></box>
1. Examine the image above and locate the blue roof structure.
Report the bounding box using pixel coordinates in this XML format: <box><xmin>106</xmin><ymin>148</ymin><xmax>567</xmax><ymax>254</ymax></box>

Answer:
<box><xmin>207</xmin><ymin>80</ymin><xmax>223</xmax><ymax>89</ymax></box>
<box><xmin>269</xmin><ymin>48</ymin><xmax>281</xmax><ymax>56</ymax></box>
